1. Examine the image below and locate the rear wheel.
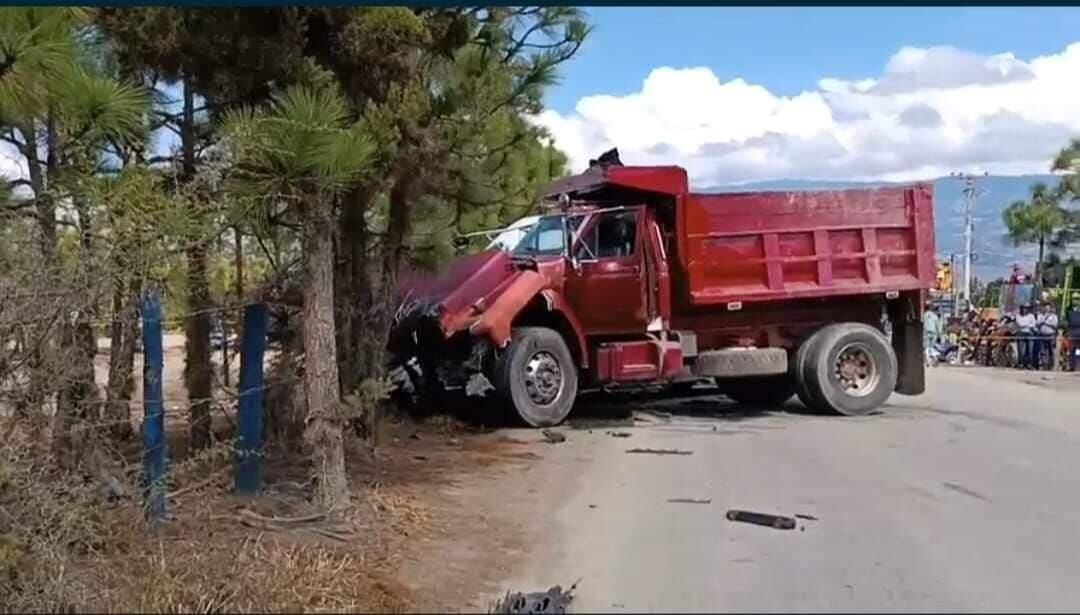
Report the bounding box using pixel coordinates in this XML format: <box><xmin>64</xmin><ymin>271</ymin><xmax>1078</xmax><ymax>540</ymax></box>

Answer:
<box><xmin>792</xmin><ymin>327</ymin><xmax>831</xmax><ymax>410</ymax></box>
<box><xmin>721</xmin><ymin>375</ymin><xmax>796</xmax><ymax>407</ymax></box>
<box><xmin>800</xmin><ymin>323</ymin><xmax>898</xmax><ymax>416</ymax></box>
<box><xmin>494</xmin><ymin>327</ymin><xmax>578</xmax><ymax>427</ymax></box>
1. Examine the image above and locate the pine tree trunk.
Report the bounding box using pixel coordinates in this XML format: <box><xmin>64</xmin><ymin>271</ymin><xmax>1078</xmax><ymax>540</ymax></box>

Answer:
<box><xmin>17</xmin><ymin>119</ymin><xmax>55</xmax><ymax>427</ymax></box>
<box><xmin>105</xmin><ymin>277</ymin><xmax>139</xmax><ymax>440</ymax></box>
<box><xmin>181</xmin><ymin>78</ymin><xmax>214</xmax><ymax>451</ymax></box>
<box><xmin>185</xmin><ymin>243</ymin><xmax>213</xmax><ymax>450</ymax></box>
<box><xmin>52</xmin><ymin>193</ymin><xmax>100</xmax><ymax>458</ymax></box>
<box><xmin>302</xmin><ymin>200</ymin><xmax>349</xmax><ymax>511</ymax></box>
<box><xmin>367</xmin><ymin>174</ymin><xmax>413</xmax><ymax>383</ymax></box>
<box><xmin>336</xmin><ymin>188</ymin><xmax>374</xmax><ymax>396</ymax></box>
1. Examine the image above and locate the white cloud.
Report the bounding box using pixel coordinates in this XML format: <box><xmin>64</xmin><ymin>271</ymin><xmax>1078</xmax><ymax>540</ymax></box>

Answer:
<box><xmin>534</xmin><ymin>42</ymin><xmax>1080</xmax><ymax>186</ymax></box>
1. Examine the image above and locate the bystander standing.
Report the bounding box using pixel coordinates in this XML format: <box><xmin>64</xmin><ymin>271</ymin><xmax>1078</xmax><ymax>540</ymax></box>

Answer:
<box><xmin>923</xmin><ymin>303</ymin><xmax>942</xmax><ymax>367</ymax></box>
<box><xmin>1016</xmin><ymin>304</ymin><xmax>1037</xmax><ymax>369</ymax></box>
<box><xmin>1036</xmin><ymin>303</ymin><xmax>1059</xmax><ymax>370</ymax></box>
<box><xmin>1067</xmin><ymin>295</ymin><xmax>1080</xmax><ymax>372</ymax></box>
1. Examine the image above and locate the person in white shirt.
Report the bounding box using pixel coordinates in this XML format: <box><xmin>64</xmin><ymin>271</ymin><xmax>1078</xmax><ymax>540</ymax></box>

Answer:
<box><xmin>1015</xmin><ymin>304</ymin><xmax>1037</xmax><ymax>369</ymax></box>
<box><xmin>922</xmin><ymin>303</ymin><xmax>942</xmax><ymax>366</ymax></box>
<box><xmin>1036</xmin><ymin>303</ymin><xmax>1059</xmax><ymax>370</ymax></box>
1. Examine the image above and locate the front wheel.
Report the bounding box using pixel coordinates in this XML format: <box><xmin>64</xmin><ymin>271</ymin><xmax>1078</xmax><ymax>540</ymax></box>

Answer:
<box><xmin>493</xmin><ymin>327</ymin><xmax>578</xmax><ymax>427</ymax></box>
<box><xmin>799</xmin><ymin>323</ymin><xmax>898</xmax><ymax>416</ymax></box>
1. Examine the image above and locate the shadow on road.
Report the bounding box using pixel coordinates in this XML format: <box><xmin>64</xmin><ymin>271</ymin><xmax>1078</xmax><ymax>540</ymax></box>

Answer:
<box><xmin>566</xmin><ymin>386</ymin><xmax>825</xmax><ymax>431</ymax></box>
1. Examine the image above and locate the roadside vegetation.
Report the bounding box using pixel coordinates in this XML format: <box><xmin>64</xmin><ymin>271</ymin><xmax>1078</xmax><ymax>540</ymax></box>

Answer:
<box><xmin>0</xmin><ymin>7</ymin><xmax>585</xmax><ymax>610</ymax></box>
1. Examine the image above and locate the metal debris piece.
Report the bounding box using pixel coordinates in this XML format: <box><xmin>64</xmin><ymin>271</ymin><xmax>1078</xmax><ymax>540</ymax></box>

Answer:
<box><xmin>542</xmin><ymin>429</ymin><xmax>566</xmax><ymax>444</ymax></box>
<box><xmin>726</xmin><ymin>509</ymin><xmax>796</xmax><ymax>530</ymax></box>
<box><xmin>466</xmin><ymin>372</ymin><xmax>496</xmax><ymax>397</ymax></box>
<box><xmin>413</xmin><ymin>455</ymin><xmax>428</xmax><ymax>461</ymax></box>
<box><xmin>490</xmin><ymin>581</ymin><xmax>578</xmax><ymax>614</ymax></box>
<box><xmin>625</xmin><ymin>447</ymin><xmax>692</xmax><ymax>456</ymax></box>
<box><xmin>794</xmin><ymin>513</ymin><xmax>819</xmax><ymax>521</ymax></box>
<box><xmin>606</xmin><ymin>431</ymin><xmax>632</xmax><ymax>438</ymax></box>
<box><xmin>667</xmin><ymin>498</ymin><xmax>711</xmax><ymax>504</ymax></box>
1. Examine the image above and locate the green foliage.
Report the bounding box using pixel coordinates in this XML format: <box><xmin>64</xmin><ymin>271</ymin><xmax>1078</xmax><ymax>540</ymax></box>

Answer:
<box><xmin>1051</xmin><ymin>139</ymin><xmax>1080</xmax><ymax>246</ymax></box>
<box><xmin>95</xmin><ymin>8</ymin><xmax>308</xmax><ymax>104</ymax></box>
<box><xmin>1052</xmin><ymin>138</ymin><xmax>1080</xmax><ymax>196</ymax></box>
<box><xmin>1003</xmin><ymin>183</ymin><xmax>1069</xmax><ymax>249</ymax></box>
<box><xmin>0</xmin><ymin>8</ymin><xmax>85</xmax><ymax>112</ymax></box>
<box><xmin>56</xmin><ymin>66</ymin><xmax>149</xmax><ymax>149</ymax></box>
<box><xmin>222</xmin><ymin>83</ymin><xmax>375</xmax><ymax>200</ymax></box>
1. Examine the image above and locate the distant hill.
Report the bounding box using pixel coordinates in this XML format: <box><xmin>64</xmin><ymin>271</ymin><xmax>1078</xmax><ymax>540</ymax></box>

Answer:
<box><xmin>701</xmin><ymin>175</ymin><xmax>1070</xmax><ymax>280</ymax></box>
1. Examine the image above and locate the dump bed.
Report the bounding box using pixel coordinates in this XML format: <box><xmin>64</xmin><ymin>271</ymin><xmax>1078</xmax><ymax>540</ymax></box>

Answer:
<box><xmin>677</xmin><ymin>185</ymin><xmax>935</xmax><ymax>305</ymax></box>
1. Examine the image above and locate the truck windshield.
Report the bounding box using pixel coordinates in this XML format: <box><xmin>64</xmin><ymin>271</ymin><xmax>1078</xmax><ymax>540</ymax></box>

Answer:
<box><xmin>513</xmin><ymin>215</ymin><xmax>569</xmax><ymax>257</ymax></box>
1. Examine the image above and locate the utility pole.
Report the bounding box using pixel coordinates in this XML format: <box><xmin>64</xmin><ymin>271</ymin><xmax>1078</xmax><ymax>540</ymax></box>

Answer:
<box><xmin>951</xmin><ymin>171</ymin><xmax>988</xmax><ymax>311</ymax></box>
<box><xmin>949</xmin><ymin>253</ymin><xmax>958</xmax><ymax>317</ymax></box>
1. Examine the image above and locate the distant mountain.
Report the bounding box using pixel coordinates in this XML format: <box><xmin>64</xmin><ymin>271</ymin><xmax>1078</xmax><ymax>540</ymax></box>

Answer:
<box><xmin>701</xmin><ymin>175</ymin><xmax>1070</xmax><ymax>280</ymax></box>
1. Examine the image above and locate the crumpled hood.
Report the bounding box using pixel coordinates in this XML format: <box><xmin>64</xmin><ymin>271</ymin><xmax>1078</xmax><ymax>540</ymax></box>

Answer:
<box><xmin>392</xmin><ymin>250</ymin><xmax>552</xmax><ymax>352</ymax></box>
<box><xmin>396</xmin><ymin>250</ymin><xmax>513</xmax><ymax>323</ymax></box>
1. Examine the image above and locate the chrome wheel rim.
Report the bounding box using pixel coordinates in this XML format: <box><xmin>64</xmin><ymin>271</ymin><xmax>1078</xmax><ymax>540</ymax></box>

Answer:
<box><xmin>524</xmin><ymin>350</ymin><xmax>563</xmax><ymax>406</ymax></box>
<box><xmin>833</xmin><ymin>342</ymin><xmax>880</xmax><ymax>397</ymax></box>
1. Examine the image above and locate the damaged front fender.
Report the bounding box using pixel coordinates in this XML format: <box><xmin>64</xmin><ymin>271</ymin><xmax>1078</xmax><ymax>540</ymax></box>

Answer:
<box><xmin>466</xmin><ymin>269</ymin><xmax>549</xmax><ymax>348</ymax></box>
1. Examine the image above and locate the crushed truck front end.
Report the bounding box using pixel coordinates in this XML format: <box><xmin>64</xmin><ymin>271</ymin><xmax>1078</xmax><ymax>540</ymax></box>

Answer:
<box><xmin>390</xmin><ymin>250</ymin><xmax>551</xmax><ymax>398</ymax></box>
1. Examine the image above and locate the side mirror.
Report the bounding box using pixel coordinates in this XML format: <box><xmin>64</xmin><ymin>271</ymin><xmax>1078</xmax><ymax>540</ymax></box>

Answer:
<box><xmin>452</xmin><ymin>236</ymin><xmax>469</xmax><ymax>251</ymax></box>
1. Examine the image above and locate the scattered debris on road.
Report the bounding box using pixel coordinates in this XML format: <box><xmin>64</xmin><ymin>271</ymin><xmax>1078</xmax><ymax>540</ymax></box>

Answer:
<box><xmin>490</xmin><ymin>581</ymin><xmax>579</xmax><ymax>614</ymax></box>
<box><xmin>606</xmin><ymin>430</ymin><xmax>632</xmax><ymax>438</ymax></box>
<box><xmin>942</xmin><ymin>481</ymin><xmax>990</xmax><ymax>502</ymax></box>
<box><xmin>588</xmin><ymin>504</ymin><xmax>597</xmax><ymax>509</ymax></box>
<box><xmin>625</xmin><ymin>447</ymin><xmax>693</xmax><ymax>456</ymax></box>
<box><xmin>667</xmin><ymin>498</ymin><xmax>711</xmax><ymax>504</ymax></box>
<box><xmin>633</xmin><ymin>410</ymin><xmax>673</xmax><ymax>422</ymax></box>
<box><xmin>541</xmin><ymin>429</ymin><xmax>566</xmax><ymax>444</ymax></box>
<box><xmin>413</xmin><ymin>455</ymin><xmax>428</xmax><ymax>461</ymax></box>
<box><xmin>725</xmin><ymin>509</ymin><xmax>797</xmax><ymax>530</ymax></box>
<box><xmin>794</xmin><ymin>513</ymin><xmax>819</xmax><ymax>521</ymax></box>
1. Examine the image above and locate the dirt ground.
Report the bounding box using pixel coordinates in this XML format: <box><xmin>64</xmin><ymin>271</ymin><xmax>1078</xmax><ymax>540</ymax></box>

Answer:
<box><xmin>87</xmin><ymin>334</ymin><xmax>540</xmax><ymax>612</ymax></box>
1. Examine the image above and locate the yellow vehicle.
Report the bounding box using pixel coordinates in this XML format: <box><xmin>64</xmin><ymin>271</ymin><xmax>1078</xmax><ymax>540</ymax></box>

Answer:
<box><xmin>935</xmin><ymin>262</ymin><xmax>953</xmax><ymax>292</ymax></box>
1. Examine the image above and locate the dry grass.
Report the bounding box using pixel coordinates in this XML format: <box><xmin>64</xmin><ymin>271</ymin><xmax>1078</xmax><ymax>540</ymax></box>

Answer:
<box><xmin>0</xmin><ymin>420</ymin><xmax>417</xmax><ymax>614</ymax></box>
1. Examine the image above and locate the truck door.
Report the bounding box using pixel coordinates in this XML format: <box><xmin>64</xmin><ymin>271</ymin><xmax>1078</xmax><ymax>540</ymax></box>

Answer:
<box><xmin>564</xmin><ymin>208</ymin><xmax>649</xmax><ymax>335</ymax></box>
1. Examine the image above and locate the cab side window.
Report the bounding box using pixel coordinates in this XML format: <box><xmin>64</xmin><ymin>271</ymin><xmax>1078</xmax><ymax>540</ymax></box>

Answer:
<box><xmin>575</xmin><ymin>211</ymin><xmax>637</xmax><ymax>260</ymax></box>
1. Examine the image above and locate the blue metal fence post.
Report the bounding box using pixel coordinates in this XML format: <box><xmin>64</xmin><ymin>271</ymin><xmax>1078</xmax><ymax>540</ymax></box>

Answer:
<box><xmin>235</xmin><ymin>303</ymin><xmax>268</xmax><ymax>495</ymax></box>
<box><xmin>140</xmin><ymin>290</ymin><xmax>166</xmax><ymax>523</ymax></box>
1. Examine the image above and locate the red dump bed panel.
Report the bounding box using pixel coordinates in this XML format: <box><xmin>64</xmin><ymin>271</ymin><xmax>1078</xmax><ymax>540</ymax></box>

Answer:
<box><xmin>679</xmin><ymin>184</ymin><xmax>935</xmax><ymax>305</ymax></box>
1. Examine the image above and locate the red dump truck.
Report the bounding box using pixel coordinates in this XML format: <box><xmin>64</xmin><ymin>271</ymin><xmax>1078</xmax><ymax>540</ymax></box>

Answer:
<box><xmin>389</xmin><ymin>158</ymin><xmax>934</xmax><ymax>426</ymax></box>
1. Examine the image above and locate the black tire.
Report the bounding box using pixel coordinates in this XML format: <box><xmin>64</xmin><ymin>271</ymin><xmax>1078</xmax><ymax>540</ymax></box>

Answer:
<box><xmin>721</xmin><ymin>375</ymin><xmax>796</xmax><ymax>407</ymax></box>
<box><xmin>494</xmin><ymin>327</ymin><xmax>578</xmax><ymax>427</ymax></box>
<box><xmin>801</xmin><ymin>323</ymin><xmax>898</xmax><ymax>416</ymax></box>
<box><xmin>792</xmin><ymin>327</ymin><xmax>831</xmax><ymax>410</ymax></box>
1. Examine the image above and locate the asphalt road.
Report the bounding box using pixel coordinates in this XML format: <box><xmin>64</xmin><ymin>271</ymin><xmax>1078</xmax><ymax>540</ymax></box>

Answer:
<box><xmin>495</xmin><ymin>368</ymin><xmax>1080</xmax><ymax>613</ymax></box>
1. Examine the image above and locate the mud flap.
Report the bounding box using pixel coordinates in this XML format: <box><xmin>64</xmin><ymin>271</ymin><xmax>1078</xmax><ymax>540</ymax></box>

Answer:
<box><xmin>892</xmin><ymin>319</ymin><xmax>925</xmax><ymax>395</ymax></box>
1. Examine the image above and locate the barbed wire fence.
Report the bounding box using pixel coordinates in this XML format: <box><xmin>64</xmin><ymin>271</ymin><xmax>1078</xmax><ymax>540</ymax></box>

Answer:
<box><xmin>0</xmin><ymin>264</ymin><xmax>307</xmax><ymax>521</ymax></box>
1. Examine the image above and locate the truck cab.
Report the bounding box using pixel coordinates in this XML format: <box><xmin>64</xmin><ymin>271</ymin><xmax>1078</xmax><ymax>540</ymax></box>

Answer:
<box><xmin>390</xmin><ymin>156</ymin><xmax>932</xmax><ymax>427</ymax></box>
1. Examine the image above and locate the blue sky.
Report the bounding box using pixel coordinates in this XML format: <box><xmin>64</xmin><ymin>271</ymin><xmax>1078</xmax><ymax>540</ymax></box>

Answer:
<box><xmin>536</xmin><ymin>7</ymin><xmax>1080</xmax><ymax>185</ymax></box>
<box><xmin>547</xmin><ymin>7</ymin><xmax>1080</xmax><ymax>115</ymax></box>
